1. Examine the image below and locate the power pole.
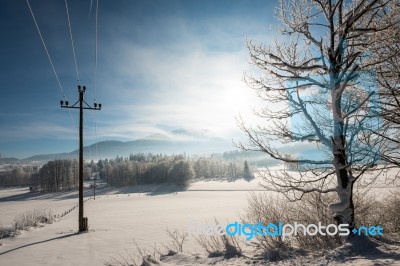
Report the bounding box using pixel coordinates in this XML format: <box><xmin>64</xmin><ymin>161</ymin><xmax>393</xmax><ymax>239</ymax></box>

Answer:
<box><xmin>61</xmin><ymin>85</ymin><xmax>101</xmax><ymax>232</ymax></box>
<box><xmin>93</xmin><ymin>171</ymin><xmax>96</xmax><ymax>200</ymax></box>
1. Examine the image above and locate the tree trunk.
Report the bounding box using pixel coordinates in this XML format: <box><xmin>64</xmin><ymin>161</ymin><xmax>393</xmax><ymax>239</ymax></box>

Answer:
<box><xmin>330</xmin><ymin>135</ymin><xmax>355</xmax><ymax>230</ymax></box>
<box><xmin>329</xmin><ymin>88</ymin><xmax>355</xmax><ymax>231</ymax></box>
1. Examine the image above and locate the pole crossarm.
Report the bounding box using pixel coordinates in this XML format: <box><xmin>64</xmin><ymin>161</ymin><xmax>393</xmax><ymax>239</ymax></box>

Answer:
<box><xmin>61</xmin><ymin>106</ymin><xmax>102</xmax><ymax>110</ymax></box>
<box><xmin>61</xmin><ymin>86</ymin><xmax>101</xmax><ymax>110</ymax></box>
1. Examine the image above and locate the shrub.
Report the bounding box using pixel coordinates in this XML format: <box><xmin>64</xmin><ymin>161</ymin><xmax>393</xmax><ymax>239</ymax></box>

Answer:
<box><xmin>163</xmin><ymin>227</ymin><xmax>189</xmax><ymax>253</ymax></box>
<box><xmin>354</xmin><ymin>190</ymin><xmax>400</xmax><ymax>234</ymax></box>
<box><xmin>242</xmin><ymin>192</ymin><xmax>341</xmax><ymax>260</ymax></box>
<box><xmin>13</xmin><ymin>209</ymin><xmax>54</xmax><ymax>231</ymax></box>
<box><xmin>243</xmin><ymin>188</ymin><xmax>400</xmax><ymax>261</ymax></box>
<box><xmin>383</xmin><ymin>192</ymin><xmax>400</xmax><ymax>232</ymax></box>
<box><xmin>244</xmin><ymin>192</ymin><xmax>291</xmax><ymax>251</ymax></box>
<box><xmin>193</xmin><ymin>219</ymin><xmax>242</xmax><ymax>259</ymax></box>
<box><xmin>103</xmin><ymin>228</ymin><xmax>191</xmax><ymax>266</ymax></box>
<box><xmin>102</xmin><ymin>238</ymin><xmax>160</xmax><ymax>266</ymax></box>
<box><xmin>0</xmin><ymin>228</ymin><xmax>14</xmax><ymax>239</ymax></box>
<box><xmin>291</xmin><ymin>193</ymin><xmax>341</xmax><ymax>250</ymax></box>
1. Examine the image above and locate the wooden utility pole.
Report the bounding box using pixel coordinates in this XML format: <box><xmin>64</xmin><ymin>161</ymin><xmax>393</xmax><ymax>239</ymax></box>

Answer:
<box><xmin>61</xmin><ymin>85</ymin><xmax>101</xmax><ymax>232</ymax></box>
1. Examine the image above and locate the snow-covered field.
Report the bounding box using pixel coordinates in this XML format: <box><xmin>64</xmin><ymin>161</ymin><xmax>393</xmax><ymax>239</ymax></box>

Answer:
<box><xmin>0</xmin><ymin>177</ymin><xmax>265</xmax><ymax>265</ymax></box>
<box><xmin>1</xmin><ymin>169</ymin><xmax>400</xmax><ymax>265</ymax></box>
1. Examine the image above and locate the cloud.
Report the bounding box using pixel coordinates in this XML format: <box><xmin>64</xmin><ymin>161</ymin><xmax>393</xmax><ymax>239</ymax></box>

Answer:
<box><xmin>0</xmin><ymin>121</ymin><xmax>75</xmax><ymax>141</ymax></box>
<box><xmin>94</xmin><ymin>22</ymin><xmax>269</xmax><ymax>141</ymax></box>
<box><xmin>55</xmin><ymin>3</ymin><xmax>278</xmax><ymax>144</ymax></box>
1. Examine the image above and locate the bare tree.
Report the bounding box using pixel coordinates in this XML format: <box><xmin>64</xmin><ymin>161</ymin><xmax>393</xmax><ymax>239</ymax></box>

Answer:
<box><xmin>238</xmin><ymin>0</ymin><xmax>400</xmax><ymax>231</ymax></box>
<box><xmin>372</xmin><ymin>14</ymin><xmax>400</xmax><ymax>171</ymax></box>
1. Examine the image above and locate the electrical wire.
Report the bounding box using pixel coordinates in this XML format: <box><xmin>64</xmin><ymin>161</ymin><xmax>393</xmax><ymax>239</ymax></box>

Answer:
<box><xmin>84</xmin><ymin>0</ymin><xmax>99</xmax><ymax>167</ymax></box>
<box><xmin>94</xmin><ymin>0</ymin><xmax>98</xmax><ymax>101</ymax></box>
<box><xmin>89</xmin><ymin>0</ymin><xmax>94</xmax><ymax>18</ymax></box>
<box><xmin>65</xmin><ymin>0</ymin><xmax>80</xmax><ymax>84</ymax></box>
<box><xmin>27</xmin><ymin>0</ymin><xmax>65</xmax><ymax>96</ymax></box>
<box><xmin>94</xmin><ymin>0</ymin><xmax>99</xmax><ymax>161</ymax></box>
<box><xmin>26</xmin><ymin>0</ymin><xmax>76</xmax><ymax>128</ymax></box>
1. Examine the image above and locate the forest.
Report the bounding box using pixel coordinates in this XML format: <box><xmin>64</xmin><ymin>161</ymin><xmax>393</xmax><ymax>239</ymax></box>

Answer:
<box><xmin>0</xmin><ymin>152</ymin><xmax>255</xmax><ymax>191</ymax></box>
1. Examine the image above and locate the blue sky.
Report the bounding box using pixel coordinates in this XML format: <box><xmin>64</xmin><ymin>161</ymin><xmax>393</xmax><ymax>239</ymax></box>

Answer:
<box><xmin>0</xmin><ymin>0</ymin><xmax>277</xmax><ymax>158</ymax></box>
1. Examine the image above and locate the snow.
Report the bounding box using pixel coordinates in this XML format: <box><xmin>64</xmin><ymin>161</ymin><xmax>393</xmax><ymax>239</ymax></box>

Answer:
<box><xmin>0</xmin><ymin>180</ymin><xmax>258</xmax><ymax>265</ymax></box>
<box><xmin>1</xmin><ymin>169</ymin><xmax>400</xmax><ymax>265</ymax></box>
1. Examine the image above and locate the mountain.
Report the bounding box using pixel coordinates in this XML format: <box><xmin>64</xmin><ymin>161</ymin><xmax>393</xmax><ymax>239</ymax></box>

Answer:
<box><xmin>22</xmin><ymin>129</ymin><xmax>234</xmax><ymax>163</ymax></box>
<box><xmin>0</xmin><ymin>156</ymin><xmax>20</xmax><ymax>164</ymax></box>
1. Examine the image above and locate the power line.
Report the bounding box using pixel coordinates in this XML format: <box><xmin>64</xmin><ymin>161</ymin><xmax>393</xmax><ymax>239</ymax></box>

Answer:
<box><xmin>26</xmin><ymin>0</ymin><xmax>76</xmax><ymax>128</ymax></box>
<box><xmin>65</xmin><ymin>0</ymin><xmax>80</xmax><ymax>84</ymax></box>
<box><xmin>93</xmin><ymin>0</ymin><xmax>99</xmax><ymax>101</ymax></box>
<box><xmin>92</xmin><ymin>0</ymin><xmax>100</xmax><ymax>201</ymax></box>
<box><xmin>27</xmin><ymin>0</ymin><xmax>65</xmax><ymax>96</ymax></box>
<box><xmin>86</xmin><ymin>0</ymin><xmax>99</xmax><ymax>167</ymax></box>
<box><xmin>94</xmin><ymin>0</ymin><xmax>99</xmax><ymax>161</ymax></box>
<box><xmin>89</xmin><ymin>0</ymin><xmax>94</xmax><ymax>18</ymax></box>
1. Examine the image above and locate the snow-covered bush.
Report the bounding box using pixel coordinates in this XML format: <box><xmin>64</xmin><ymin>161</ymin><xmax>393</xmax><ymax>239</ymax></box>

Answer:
<box><xmin>383</xmin><ymin>192</ymin><xmax>400</xmax><ymax>233</ymax></box>
<box><xmin>0</xmin><ymin>223</ymin><xmax>4</xmax><ymax>239</ymax></box>
<box><xmin>291</xmin><ymin>193</ymin><xmax>341</xmax><ymax>250</ymax></box>
<box><xmin>243</xmin><ymin>192</ymin><xmax>342</xmax><ymax>261</ymax></box>
<box><xmin>193</xmin><ymin>219</ymin><xmax>242</xmax><ymax>259</ymax></box>
<box><xmin>102</xmin><ymin>236</ymin><xmax>178</xmax><ymax>266</ymax></box>
<box><xmin>163</xmin><ymin>227</ymin><xmax>189</xmax><ymax>253</ymax></box>
<box><xmin>243</xmin><ymin>192</ymin><xmax>294</xmax><ymax>261</ymax></box>
<box><xmin>354</xmin><ymin>190</ymin><xmax>400</xmax><ymax>234</ymax></box>
<box><xmin>13</xmin><ymin>209</ymin><xmax>54</xmax><ymax>231</ymax></box>
<box><xmin>243</xmin><ymin>188</ymin><xmax>400</xmax><ymax>261</ymax></box>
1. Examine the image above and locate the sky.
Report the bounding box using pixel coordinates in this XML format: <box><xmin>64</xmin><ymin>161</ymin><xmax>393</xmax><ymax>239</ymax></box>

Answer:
<box><xmin>0</xmin><ymin>0</ymin><xmax>278</xmax><ymax>159</ymax></box>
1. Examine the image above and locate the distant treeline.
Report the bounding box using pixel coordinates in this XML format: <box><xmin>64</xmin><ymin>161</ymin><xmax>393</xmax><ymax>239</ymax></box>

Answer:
<box><xmin>0</xmin><ymin>165</ymin><xmax>36</xmax><ymax>187</ymax></box>
<box><xmin>0</xmin><ymin>160</ymin><xmax>82</xmax><ymax>190</ymax></box>
<box><xmin>223</xmin><ymin>150</ymin><xmax>278</xmax><ymax>167</ymax></box>
<box><xmin>0</xmin><ymin>153</ymin><xmax>254</xmax><ymax>191</ymax></box>
<box><xmin>31</xmin><ymin>159</ymin><xmax>80</xmax><ymax>192</ymax></box>
<box><xmin>97</xmin><ymin>153</ymin><xmax>253</xmax><ymax>187</ymax></box>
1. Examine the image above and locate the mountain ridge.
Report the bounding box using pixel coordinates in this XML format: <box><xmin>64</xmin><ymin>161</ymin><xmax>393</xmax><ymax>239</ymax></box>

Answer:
<box><xmin>20</xmin><ymin>130</ymin><xmax>233</xmax><ymax>162</ymax></box>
